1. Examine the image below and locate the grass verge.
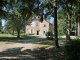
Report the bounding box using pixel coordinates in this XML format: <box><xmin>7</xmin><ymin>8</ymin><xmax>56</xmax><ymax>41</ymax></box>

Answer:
<box><xmin>0</xmin><ymin>34</ymin><xmax>39</xmax><ymax>41</ymax></box>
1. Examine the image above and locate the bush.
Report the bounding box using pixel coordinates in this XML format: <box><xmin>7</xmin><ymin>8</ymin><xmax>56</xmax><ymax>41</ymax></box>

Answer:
<box><xmin>45</xmin><ymin>31</ymin><xmax>53</xmax><ymax>40</ymax></box>
<box><xmin>64</xmin><ymin>40</ymin><xmax>80</xmax><ymax>60</ymax></box>
<box><xmin>10</xmin><ymin>31</ymin><xmax>13</xmax><ymax>34</ymax></box>
<box><xmin>0</xmin><ymin>32</ymin><xmax>1</xmax><ymax>34</ymax></box>
<box><xmin>20</xmin><ymin>30</ymin><xmax>24</xmax><ymax>34</ymax></box>
<box><xmin>14</xmin><ymin>31</ymin><xmax>17</xmax><ymax>34</ymax></box>
<box><xmin>5</xmin><ymin>31</ymin><xmax>8</xmax><ymax>34</ymax></box>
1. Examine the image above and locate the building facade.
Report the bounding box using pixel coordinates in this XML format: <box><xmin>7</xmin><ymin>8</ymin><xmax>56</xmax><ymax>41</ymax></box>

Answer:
<box><xmin>25</xmin><ymin>17</ymin><xmax>53</xmax><ymax>36</ymax></box>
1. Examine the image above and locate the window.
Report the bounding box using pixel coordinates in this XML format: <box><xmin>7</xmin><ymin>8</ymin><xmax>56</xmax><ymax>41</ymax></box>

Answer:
<box><xmin>36</xmin><ymin>23</ymin><xmax>38</xmax><ymax>26</ymax></box>
<box><xmin>36</xmin><ymin>16</ymin><xmax>38</xmax><ymax>19</ymax></box>
<box><xmin>31</xmin><ymin>29</ymin><xmax>33</xmax><ymax>33</ymax></box>
<box><xmin>43</xmin><ymin>24</ymin><xmax>46</xmax><ymax>27</ymax></box>
<box><xmin>27</xmin><ymin>29</ymin><xmax>28</xmax><ymax>32</ymax></box>
<box><xmin>43</xmin><ymin>31</ymin><xmax>45</xmax><ymax>34</ymax></box>
<box><xmin>31</xmin><ymin>22</ymin><xmax>35</xmax><ymax>27</ymax></box>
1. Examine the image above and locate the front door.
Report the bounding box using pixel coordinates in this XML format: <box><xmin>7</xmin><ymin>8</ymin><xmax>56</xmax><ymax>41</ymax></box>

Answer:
<box><xmin>37</xmin><ymin>31</ymin><xmax>39</xmax><ymax>35</ymax></box>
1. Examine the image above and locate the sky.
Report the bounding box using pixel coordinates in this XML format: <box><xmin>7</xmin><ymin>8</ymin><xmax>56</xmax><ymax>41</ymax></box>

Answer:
<box><xmin>2</xmin><ymin>19</ymin><xmax>6</xmax><ymax>26</ymax></box>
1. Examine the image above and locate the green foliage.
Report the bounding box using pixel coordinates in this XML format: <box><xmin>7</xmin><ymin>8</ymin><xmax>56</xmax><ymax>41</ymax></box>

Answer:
<box><xmin>45</xmin><ymin>31</ymin><xmax>53</xmax><ymax>40</ymax></box>
<box><xmin>57</xmin><ymin>9</ymin><xmax>67</xmax><ymax>35</ymax></box>
<box><xmin>5</xmin><ymin>31</ymin><xmax>8</xmax><ymax>34</ymax></box>
<box><xmin>64</xmin><ymin>40</ymin><xmax>80</xmax><ymax>60</ymax></box>
<box><xmin>57</xmin><ymin>20</ymin><xmax>66</xmax><ymax>35</ymax></box>
<box><xmin>20</xmin><ymin>30</ymin><xmax>24</xmax><ymax>34</ymax></box>
<box><xmin>14</xmin><ymin>31</ymin><xmax>17</xmax><ymax>34</ymax></box>
<box><xmin>9</xmin><ymin>31</ymin><xmax>13</xmax><ymax>34</ymax></box>
<box><xmin>0</xmin><ymin>32</ymin><xmax>1</xmax><ymax>34</ymax></box>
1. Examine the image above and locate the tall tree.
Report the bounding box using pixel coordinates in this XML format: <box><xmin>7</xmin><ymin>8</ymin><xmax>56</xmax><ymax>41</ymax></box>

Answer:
<box><xmin>57</xmin><ymin>9</ymin><xmax>67</xmax><ymax>35</ymax></box>
<box><xmin>53</xmin><ymin>0</ymin><xmax>59</xmax><ymax>48</ymax></box>
<box><xmin>57</xmin><ymin>0</ymin><xmax>78</xmax><ymax>40</ymax></box>
<box><xmin>78</xmin><ymin>3</ymin><xmax>80</xmax><ymax>36</ymax></box>
<box><xmin>35</xmin><ymin>0</ymin><xmax>59</xmax><ymax>48</ymax></box>
<box><xmin>6</xmin><ymin>0</ymin><xmax>36</xmax><ymax>38</ymax></box>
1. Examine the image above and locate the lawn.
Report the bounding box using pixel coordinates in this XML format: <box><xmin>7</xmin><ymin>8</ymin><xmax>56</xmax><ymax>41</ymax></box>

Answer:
<box><xmin>34</xmin><ymin>38</ymin><xmax>67</xmax><ymax>60</ymax></box>
<box><xmin>0</xmin><ymin>34</ymin><xmax>39</xmax><ymax>41</ymax></box>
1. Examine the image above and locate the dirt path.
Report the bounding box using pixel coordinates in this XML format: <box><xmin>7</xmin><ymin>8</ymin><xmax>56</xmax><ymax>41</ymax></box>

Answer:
<box><xmin>0</xmin><ymin>37</ymin><xmax>46</xmax><ymax>60</ymax></box>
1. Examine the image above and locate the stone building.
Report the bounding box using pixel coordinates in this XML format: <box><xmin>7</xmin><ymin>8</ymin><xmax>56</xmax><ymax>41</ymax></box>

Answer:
<box><xmin>25</xmin><ymin>16</ymin><xmax>53</xmax><ymax>36</ymax></box>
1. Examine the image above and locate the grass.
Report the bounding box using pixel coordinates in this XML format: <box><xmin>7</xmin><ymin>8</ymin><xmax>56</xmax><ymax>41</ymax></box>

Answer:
<box><xmin>38</xmin><ymin>38</ymin><xmax>66</xmax><ymax>47</ymax></box>
<box><xmin>0</xmin><ymin>34</ymin><xmax>39</xmax><ymax>41</ymax></box>
<box><xmin>35</xmin><ymin>37</ymin><xmax>80</xmax><ymax>60</ymax></box>
<box><xmin>34</xmin><ymin>38</ymin><xmax>67</xmax><ymax>60</ymax></box>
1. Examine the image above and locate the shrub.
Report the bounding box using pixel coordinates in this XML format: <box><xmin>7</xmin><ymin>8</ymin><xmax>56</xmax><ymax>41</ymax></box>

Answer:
<box><xmin>64</xmin><ymin>40</ymin><xmax>80</xmax><ymax>60</ymax></box>
<box><xmin>0</xmin><ymin>32</ymin><xmax>1</xmax><ymax>34</ymax></box>
<box><xmin>20</xmin><ymin>30</ymin><xmax>24</xmax><ymax>34</ymax></box>
<box><xmin>45</xmin><ymin>31</ymin><xmax>53</xmax><ymax>40</ymax></box>
<box><xmin>5</xmin><ymin>31</ymin><xmax>8</xmax><ymax>34</ymax></box>
<box><xmin>10</xmin><ymin>31</ymin><xmax>13</xmax><ymax>34</ymax></box>
<box><xmin>14</xmin><ymin>31</ymin><xmax>17</xmax><ymax>34</ymax></box>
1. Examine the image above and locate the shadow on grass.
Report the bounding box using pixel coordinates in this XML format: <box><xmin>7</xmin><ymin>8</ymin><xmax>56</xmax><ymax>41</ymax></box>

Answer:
<box><xmin>0</xmin><ymin>37</ymin><xmax>18</xmax><ymax>41</ymax></box>
<box><xmin>58</xmin><ymin>38</ymin><xmax>66</xmax><ymax>41</ymax></box>
<box><xmin>35</xmin><ymin>38</ymin><xmax>67</xmax><ymax>60</ymax></box>
<box><xmin>39</xmin><ymin>38</ymin><xmax>66</xmax><ymax>46</ymax></box>
<box><xmin>0</xmin><ymin>47</ymin><xmax>37</xmax><ymax>60</ymax></box>
<box><xmin>34</xmin><ymin>47</ymin><xmax>67</xmax><ymax>60</ymax></box>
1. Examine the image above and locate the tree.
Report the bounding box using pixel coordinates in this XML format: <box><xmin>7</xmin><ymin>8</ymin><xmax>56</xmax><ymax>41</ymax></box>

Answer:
<box><xmin>7</xmin><ymin>12</ymin><xmax>26</xmax><ymax>38</ymax></box>
<box><xmin>78</xmin><ymin>3</ymin><xmax>80</xmax><ymax>36</ymax></box>
<box><xmin>36</xmin><ymin>0</ymin><xmax>59</xmax><ymax>48</ymax></box>
<box><xmin>4</xmin><ymin>20</ymin><xmax>16</xmax><ymax>35</ymax></box>
<box><xmin>6</xmin><ymin>0</ymin><xmax>36</xmax><ymax>38</ymax></box>
<box><xmin>57</xmin><ymin>0</ymin><xmax>80</xmax><ymax>40</ymax></box>
<box><xmin>35</xmin><ymin>0</ymin><xmax>59</xmax><ymax>48</ymax></box>
<box><xmin>53</xmin><ymin>0</ymin><xmax>59</xmax><ymax>48</ymax></box>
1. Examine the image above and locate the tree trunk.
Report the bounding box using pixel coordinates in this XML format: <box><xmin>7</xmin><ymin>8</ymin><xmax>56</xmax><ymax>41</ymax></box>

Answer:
<box><xmin>53</xmin><ymin>0</ymin><xmax>59</xmax><ymax>48</ymax></box>
<box><xmin>17</xmin><ymin>30</ymin><xmax>20</xmax><ymax>38</ymax></box>
<box><xmin>67</xmin><ymin>20</ymin><xmax>70</xmax><ymax>40</ymax></box>
<box><xmin>74</xmin><ymin>17</ymin><xmax>77</xmax><ymax>36</ymax></box>
<box><xmin>12</xmin><ymin>29</ymin><xmax>14</xmax><ymax>35</ymax></box>
<box><xmin>78</xmin><ymin>3</ymin><xmax>80</xmax><ymax>36</ymax></box>
<box><xmin>66</xmin><ymin>15</ymin><xmax>71</xmax><ymax>41</ymax></box>
<box><xmin>0</xmin><ymin>18</ymin><xmax>1</xmax><ymax>32</ymax></box>
<box><xmin>66</xmin><ymin>22</ymin><xmax>68</xmax><ymax>40</ymax></box>
<box><xmin>75</xmin><ymin>28</ymin><xmax>77</xmax><ymax>36</ymax></box>
<box><xmin>78</xmin><ymin>16</ymin><xmax>80</xmax><ymax>36</ymax></box>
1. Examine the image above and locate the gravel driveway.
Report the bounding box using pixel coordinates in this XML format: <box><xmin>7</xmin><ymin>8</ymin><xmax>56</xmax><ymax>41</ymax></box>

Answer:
<box><xmin>0</xmin><ymin>36</ymin><xmax>46</xmax><ymax>60</ymax></box>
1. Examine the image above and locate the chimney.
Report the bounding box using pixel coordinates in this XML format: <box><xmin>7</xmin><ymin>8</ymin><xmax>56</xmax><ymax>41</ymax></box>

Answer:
<box><xmin>47</xmin><ymin>18</ymin><xmax>50</xmax><ymax>22</ymax></box>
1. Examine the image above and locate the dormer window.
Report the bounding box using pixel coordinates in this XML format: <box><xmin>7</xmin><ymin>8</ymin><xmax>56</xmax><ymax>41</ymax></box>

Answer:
<box><xmin>34</xmin><ymin>16</ymin><xmax>36</xmax><ymax>18</ymax></box>
<box><xmin>36</xmin><ymin>16</ymin><xmax>38</xmax><ymax>19</ymax></box>
<box><xmin>38</xmin><ymin>16</ymin><xmax>40</xmax><ymax>18</ymax></box>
